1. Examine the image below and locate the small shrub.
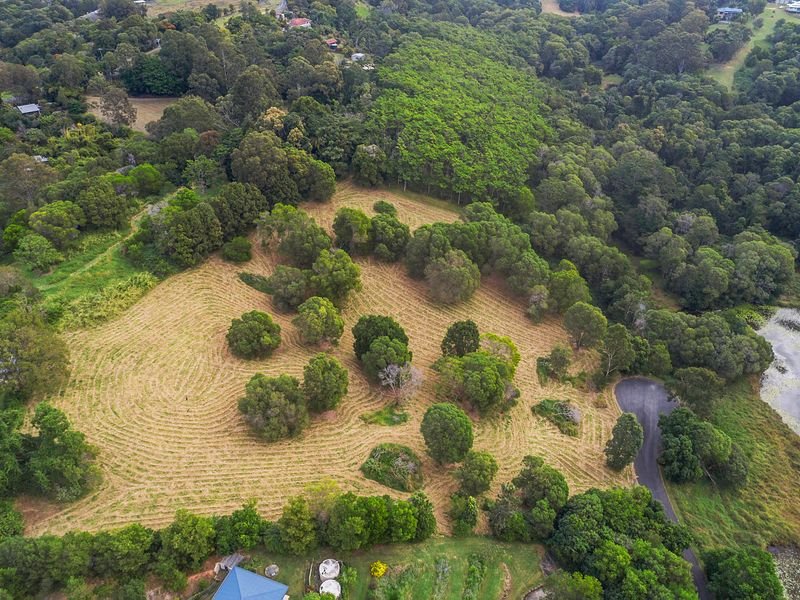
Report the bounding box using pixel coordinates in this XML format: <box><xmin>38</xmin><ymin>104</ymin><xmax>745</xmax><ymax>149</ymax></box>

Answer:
<box><xmin>221</xmin><ymin>236</ymin><xmax>252</xmax><ymax>263</ymax></box>
<box><xmin>360</xmin><ymin>443</ymin><xmax>423</xmax><ymax>492</ymax></box>
<box><xmin>532</xmin><ymin>399</ymin><xmax>580</xmax><ymax>436</ymax></box>
<box><xmin>238</xmin><ymin>271</ymin><xmax>272</xmax><ymax>293</ymax></box>
<box><xmin>14</xmin><ymin>233</ymin><xmax>64</xmax><ymax>271</ymax></box>
<box><xmin>370</xmin><ymin>561</ymin><xmax>388</xmax><ymax>578</ymax></box>
<box><xmin>462</xmin><ymin>554</ymin><xmax>487</xmax><ymax>600</ymax></box>
<box><xmin>449</xmin><ymin>494</ymin><xmax>478</xmax><ymax>536</ymax></box>
<box><xmin>373</xmin><ymin>200</ymin><xmax>397</xmax><ymax>215</ymax></box>
<box><xmin>432</xmin><ymin>558</ymin><xmax>450</xmax><ymax>600</ymax></box>
<box><xmin>154</xmin><ymin>559</ymin><xmax>188</xmax><ymax>593</ymax></box>
<box><xmin>339</xmin><ymin>565</ymin><xmax>358</xmax><ymax>594</ymax></box>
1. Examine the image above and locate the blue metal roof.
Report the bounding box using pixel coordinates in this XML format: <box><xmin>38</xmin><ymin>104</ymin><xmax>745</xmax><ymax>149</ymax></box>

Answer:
<box><xmin>213</xmin><ymin>567</ymin><xmax>288</xmax><ymax>600</ymax></box>
<box><xmin>718</xmin><ymin>7</ymin><xmax>743</xmax><ymax>12</ymax></box>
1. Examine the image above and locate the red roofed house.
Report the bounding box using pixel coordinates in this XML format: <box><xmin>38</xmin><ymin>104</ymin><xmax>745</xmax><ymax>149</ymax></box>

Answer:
<box><xmin>325</xmin><ymin>38</ymin><xmax>338</xmax><ymax>49</ymax></box>
<box><xmin>288</xmin><ymin>17</ymin><xmax>312</xmax><ymax>28</ymax></box>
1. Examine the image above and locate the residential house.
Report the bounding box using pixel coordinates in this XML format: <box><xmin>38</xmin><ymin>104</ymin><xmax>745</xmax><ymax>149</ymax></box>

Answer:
<box><xmin>213</xmin><ymin>567</ymin><xmax>289</xmax><ymax>600</ymax></box>
<box><xmin>287</xmin><ymin>17</ymin><xmax>311</xmax><ymax>28</ymax></box>
<box><xmin>716</xmin><ymin>7</ymin><xmax>743</xmax><ymax>21</ymax></box>
<box><xmin>15</xmin><ymin>103</ymin><xmax>40</xmax><ymax>116</ymax></box>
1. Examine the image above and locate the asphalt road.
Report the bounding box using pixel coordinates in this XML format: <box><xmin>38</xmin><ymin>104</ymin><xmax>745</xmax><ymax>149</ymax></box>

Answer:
<box><xmin>614</xmin><ymin>378</ymin><xmax>710</xmax><ymax>600</ymax></box>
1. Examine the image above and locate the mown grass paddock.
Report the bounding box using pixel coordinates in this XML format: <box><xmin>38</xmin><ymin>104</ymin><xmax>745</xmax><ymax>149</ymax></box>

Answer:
<box><xmin>85</xmin><ymin>95</ymin><xmax>177</xmax><ymax>133</ymax></box>
<box><xmin>26</xmin><ymin>182</ymin><xmax>631</xmax><ymax>536</ymax></box>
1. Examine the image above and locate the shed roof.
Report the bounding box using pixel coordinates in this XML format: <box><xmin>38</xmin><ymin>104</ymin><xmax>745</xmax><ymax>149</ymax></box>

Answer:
<box><xmin>718</xmin><ymin>7</ymin><xmax>743</xmax><ymax>12</ymax></box>
<box><xmin>16</xmin><ymin>103</ymin><xmax>40</xmax><ymax>114</ymax></box>
<box><xmin>213</xmin><ymin>567</ymin><xmax>288</xmax><ymax>600</ymax></box>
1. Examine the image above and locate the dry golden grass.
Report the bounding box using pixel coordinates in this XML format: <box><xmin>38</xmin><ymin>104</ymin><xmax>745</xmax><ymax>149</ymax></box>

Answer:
<box><xmin>540</xmin><ymin>0</ymin><xmax>578</xmax><ymax>17</ymax></box>
<box><xmin>85</xmin><ymin>96</ymin><xmax>177</xmax><ymax>133</ymax></box>
<box><xmin>26</xmin><ymin>182</ymin><xmax>632</xmax><ymax>535</ymax></box>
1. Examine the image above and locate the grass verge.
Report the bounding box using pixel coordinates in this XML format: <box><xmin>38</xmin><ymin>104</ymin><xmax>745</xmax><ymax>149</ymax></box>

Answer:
<box><xmin>667</xmin><ymin>378</ymin><xmax>800</xmax><ymax>549</ymax></box>
<box><xmin>245</xmin><ymin>536</ymin><xmax>542</xmax><ymax>599</ymax></box>
<box><xmin>360</xmin><ymin>405</ymin><xmax>410</xmax><ymax>426</ymax></box>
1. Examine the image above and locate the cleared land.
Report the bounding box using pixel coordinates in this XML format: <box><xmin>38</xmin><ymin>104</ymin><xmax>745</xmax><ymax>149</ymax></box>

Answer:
<box><xmin>23</xmin><ymin>182</ymin><xmax>631</xmax><ymax>535</ymax></box>
<box><xmin>85</xmin><ymin>96</ymin><xmax>177</xmax><ymax>133</ymax></box>
<box><xmin>707</xmin><ymin>7</ymin><xmax>800</xmax><ymax>89</ymax></box>
<box><xmin>540</xmin><ymin>0</ymin><xmax>578</xmax><ymax>17</ymax></box>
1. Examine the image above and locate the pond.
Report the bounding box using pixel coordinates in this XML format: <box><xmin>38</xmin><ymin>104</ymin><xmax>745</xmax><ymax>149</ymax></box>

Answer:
<box><xmin>758</xmin><ymin>308</ymin><xmax>800</xmax><ymax>436</ymax></box>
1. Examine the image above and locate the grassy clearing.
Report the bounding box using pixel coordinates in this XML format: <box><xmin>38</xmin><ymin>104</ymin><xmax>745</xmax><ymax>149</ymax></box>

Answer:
<box><xmin>20</xmin><ymin>214</ymin><xmax>156</xmax><ymax>330</ymax></box>
<box><xmin>355</xmin><ymin>1</ymin><xmax>371</xmax><ymax>18</ymax></box>
<box><xmin>601</xmin><ymin>73</ymin><xmax>623</xmax><ymax>89</ymax></box>
<box><xmin>540</xmin><ymin>0</ymin><xmax>578</xmax><ymax>17</ymax></box>
<box><xmin>85</xmin><ymin>96</ymin><xmax>177</xmax><ymax>133</ymax></box>
<box><xmin>707</xmin><ymin>8</ymin><xmax>800</xmax><ymax>89</ymax></box>
<box><xmin>360</xmin><ymin>404</ymin><xmax>410</xmax><ymax>426</ymax></box>
<box><xmin>244</xmin><ymin>536</ymin><xmax>542</xmax><ymax>599</ymax></box>
<box><xmin>52</xmin><ymin>272</ymin><xmax>159</xmax><ymax>331</ymax></box>
<box><xmin>667</xmin><ymin>378</ymin><xmax>800</xmax><ymax>550</ymax></box>
<box><xmin>26</xmin><ymin>230</ymin><xmax>143</xmax><ymax>303</ymax></box>
<box><xmin>30</xmin><ymin>181</ymin><xmax>631</xmax><ymax>536</ymax></box>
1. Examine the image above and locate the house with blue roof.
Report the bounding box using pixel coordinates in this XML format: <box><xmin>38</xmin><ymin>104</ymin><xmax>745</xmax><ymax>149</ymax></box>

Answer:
<box><xmin>213</xmin><ymin>566</ymin><xmax>289</xmax><ymax>600</ymax></box>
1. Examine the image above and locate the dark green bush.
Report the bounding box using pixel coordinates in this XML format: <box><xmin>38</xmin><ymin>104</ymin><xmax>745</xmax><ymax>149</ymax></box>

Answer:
<box><xmin>360</xmin><ymin>443</ymin><xmax>424</xmax><ymax>492</ymax></box>
<box><xmin>221</xmin><ymin>236</ymin><xmax>252</xmax><ymax>263</ymax></box>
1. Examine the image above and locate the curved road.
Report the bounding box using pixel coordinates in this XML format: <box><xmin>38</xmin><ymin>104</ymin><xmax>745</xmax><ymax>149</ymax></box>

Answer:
<box><xmin>615</xmin><ymin>378</ymin><xmax>710</xmax><ymax>600</ymax></box>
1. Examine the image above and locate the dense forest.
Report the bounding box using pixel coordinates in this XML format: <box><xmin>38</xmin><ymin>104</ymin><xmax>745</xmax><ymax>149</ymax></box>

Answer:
<box><xmin>1</xmin><ymin>0</ymin><xmax>799</xmax><ymax>595</ymax></box>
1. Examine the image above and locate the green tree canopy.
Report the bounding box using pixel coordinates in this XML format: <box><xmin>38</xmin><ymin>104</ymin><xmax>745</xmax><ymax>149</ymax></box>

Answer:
<box><xmin>705</xmin><ymin>546</ymin><xmax>783</xmax><ymax>600</ymax></box>
<box><xmin>420</xmin><ymin>403</ymin><xmax>473</xmax><ymax>464</ymax></box>
<box><xmin>278</xmin><ymin>496</ymin><xmax>318</xmax><ymax>555</ymax></box>
<box><xmin>564</xmin><ymin>302</ymin><xmax>608</xmax><ymax>349</ymax></box>
<box><xmin>238</xmin><ymin>374</ymin><xmax>308</xmax><ymax>442</ymax></box>
<box><xmin>309</xmin><ymin>249</ymin><xmax>361</xmax><ymax>305</ymax></box>
<box><xmin>293</xmin><ymin>296</ymin><xmax>344</xmax><ymax>346</ymax></box>
<box><xmin>210</xmin><ymin>183</ymin><xmax>268</xmax><ymax>240</ymax></box>
<box><xmin>352</xmin><ymin>315</ymin><xmax>409</xmax><ymax>360</ymax></box>
<box><xmin>605</xmin><ymin>413</ymin><xmax>644</xmax><ymax>471</ymax></box>
<box><xmin>454</xmin><ymin>450</ymin><xmax>498</xmax><ymax>496</ymax></box>
<box><xmin>158</xmin><ymin>509</ymin><xmax>215</xmax><ymax>570</ymax></box>
<box><xmin>226</xmin><ymin>311</ymin><xmax>281</xmax><ymax>359</ymax></box>
<box><xmin>28</xmin><ymin>201</ymin><xmax>85</xmax><ymax>250</ymax></box>
<box><xmin>361</xmin><ymin>336</ymin><xmax>412</xmax><ymax>382</ymax></box>
<box><xmin>424</xmin><ymin>249</ymin><xmax>481</xmax><ymax>304</ymax></box>
<box><xmin>23</xmin><ymin>402</ymin><xmax>98</xmax><ymax>502</ymax></box>
<box><xmin>441</xmin><ymin>320</ymin><xmax>480</xmax><ymax>357</ymax></box>
<box><xmin>303</xmin><ymin>353</ymin><xmax>348</xmax><ymax>413</ymax></box>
